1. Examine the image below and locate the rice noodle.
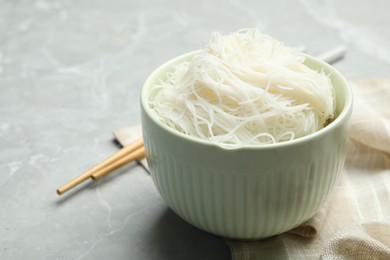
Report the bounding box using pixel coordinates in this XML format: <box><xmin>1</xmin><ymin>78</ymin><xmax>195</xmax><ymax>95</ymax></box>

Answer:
<box><xmin>148</xmin><ymin>29</ymin><xmax>335</xmax><ymax>148</ymax></box>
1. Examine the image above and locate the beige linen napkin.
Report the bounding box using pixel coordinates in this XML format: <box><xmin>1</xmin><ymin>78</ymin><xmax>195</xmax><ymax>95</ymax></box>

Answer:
<box><xmin>114</xmin><ymin>79</ymin><xmax>390</xmax><ymax>259</ymax></box>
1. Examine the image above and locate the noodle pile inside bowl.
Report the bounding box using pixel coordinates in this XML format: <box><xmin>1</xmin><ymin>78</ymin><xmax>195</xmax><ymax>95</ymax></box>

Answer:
<box><xmin>148</xmin><ymin>29</ymin><xmax>335</xmax><ymax>148</ymax></box>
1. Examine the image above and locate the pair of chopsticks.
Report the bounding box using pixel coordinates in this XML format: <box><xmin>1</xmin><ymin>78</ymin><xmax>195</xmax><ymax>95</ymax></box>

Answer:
<box><xmin>56</xmin><ymin>138</ymin><xmax>145</xmax><ymax>195</ymax></box>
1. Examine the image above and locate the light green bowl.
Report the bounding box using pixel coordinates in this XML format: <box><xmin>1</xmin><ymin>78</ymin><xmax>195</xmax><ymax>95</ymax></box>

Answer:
<box><xmin>140</xmin><ymin>51</ymin><xmax>353</xmax><ymax>239</ymax></box>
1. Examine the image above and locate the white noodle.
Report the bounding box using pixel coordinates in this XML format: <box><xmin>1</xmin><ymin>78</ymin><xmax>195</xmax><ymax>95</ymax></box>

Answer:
<box><xmin>148</xmin><ymin>29</ymin><xmax>335</xmax><ymax>148</ymax></box>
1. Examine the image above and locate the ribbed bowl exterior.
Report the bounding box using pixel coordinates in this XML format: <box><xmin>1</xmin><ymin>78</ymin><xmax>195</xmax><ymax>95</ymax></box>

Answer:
<box><xmin>142</xmin><ymin>106</ymin><xmax>348</xmax><ymax>239</ymax></box>
<box><xmin>140</xmin><ymin>52</ymin><xmax>352</xmax><ymax>239</ymax></box>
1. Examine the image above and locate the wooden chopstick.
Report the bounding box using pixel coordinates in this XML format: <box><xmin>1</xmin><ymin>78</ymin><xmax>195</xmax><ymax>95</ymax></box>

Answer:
<box><xmin>56</xmin><ymin>137</ymin><xmax>144</xmax><ymax>195</ymax></box>
<box><xmin>91</xmin><ymin>146</ymin><xmax>145</xmax><ymax>180</ymax></box>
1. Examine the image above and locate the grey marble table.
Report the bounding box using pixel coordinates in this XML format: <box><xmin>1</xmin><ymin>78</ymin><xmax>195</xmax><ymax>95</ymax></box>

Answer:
<box><xmin>1</xmin><ymin>0</ymin><xmax>390</xmax><ymax>259</ymax></box>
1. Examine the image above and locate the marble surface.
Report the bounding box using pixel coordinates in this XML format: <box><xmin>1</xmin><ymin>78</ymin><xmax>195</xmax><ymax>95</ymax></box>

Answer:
<box><xmin>1</xmin><ymin>0</ymin><xmax>389</xmax><ymax>259</ymax></box>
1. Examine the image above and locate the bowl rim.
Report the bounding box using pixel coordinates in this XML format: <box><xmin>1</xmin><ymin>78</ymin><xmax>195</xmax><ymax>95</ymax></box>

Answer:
<box><xmin>141</xmin><ymin>50</ymin><xmax>353</xmax><ymax>151</ymax></box>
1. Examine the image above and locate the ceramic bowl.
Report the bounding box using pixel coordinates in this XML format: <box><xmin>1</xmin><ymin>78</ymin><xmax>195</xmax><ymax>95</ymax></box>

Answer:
<box><xmin>140</xmin><ymin>51</ymin><xmax>352</xmax><ymax>239</ymax></box>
